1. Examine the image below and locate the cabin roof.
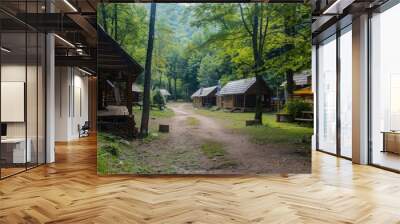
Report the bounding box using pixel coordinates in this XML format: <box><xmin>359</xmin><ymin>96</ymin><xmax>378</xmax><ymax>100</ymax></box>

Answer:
<box><xmin>98</xmin><ymin>26</ymin><xmax>144</xmax><ymax>75</ymax></box>
<box><xmin>160</xmin><ymin>89</ymin><xmax>171</xmax><ymax>96</ymax></box>
<box><xmin>218</xmin><ymin>77</ymin><xmax>261</xmax><ymax>95</ymax></box>
<box><xmin>191</xmin><ymin>86</ymin><xmax>218</xmax><ymax>98</ymax></box>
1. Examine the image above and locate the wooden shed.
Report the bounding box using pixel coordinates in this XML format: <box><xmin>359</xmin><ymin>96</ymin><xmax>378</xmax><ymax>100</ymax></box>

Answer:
<box><xmin>217</xmin><ymin>77</ymin><xmax>272</xmax><ymax>112</ymax></box>
<box><xmin>191</xmin><ymin>86</ymin><xmax>218</xmax><ymax>108</ymax></box>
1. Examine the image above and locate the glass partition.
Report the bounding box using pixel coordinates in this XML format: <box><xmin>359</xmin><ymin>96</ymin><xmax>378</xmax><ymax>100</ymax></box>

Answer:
<box><xmin>0</xmin><ymin>1</ymin><xmax>46</xmax><ymax>179</ymax></box>
<box><xmin>1</xmin><ymin>31</ymin><xmax>28</xmax><ymax>177</ymax></box>
<box><xmin>339</xmin><ymin>26</ymin><xmax>352</xmax><ymax>158</ymax></box>
<box><xmin>370</xmin><ymin>3</ymin><xmax>400</xmax><ymax>171</ymax></box>
<box><xmin>317</xmin><ymin>35</ymin><xmax>337</xmax><ymax>154</ymax></box>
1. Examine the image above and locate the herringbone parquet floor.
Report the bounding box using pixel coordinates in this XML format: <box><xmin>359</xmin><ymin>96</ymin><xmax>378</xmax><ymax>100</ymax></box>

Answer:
<box><xmin>1</xmin><ymin>136</ymin><xmax>400</xmax><ymax>224</ymax></box>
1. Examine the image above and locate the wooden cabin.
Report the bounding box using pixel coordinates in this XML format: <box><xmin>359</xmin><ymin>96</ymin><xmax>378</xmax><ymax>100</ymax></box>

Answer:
<box><xmin>217</xmin><ymin>77</ymin><xmax>272</xmax><ymax>112</ymax></box>
<box><xmin>97</xmin><ymin>26</ymin><xmax>144</xmax><ymax>139</ymax></box>
<box><xmin>191</xmin><ymin>86</ymin><xmax>218</xmax><ymax>108</ymax></box>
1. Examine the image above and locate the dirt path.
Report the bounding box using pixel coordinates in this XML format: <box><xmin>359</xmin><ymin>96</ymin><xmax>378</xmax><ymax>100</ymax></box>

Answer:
<box><xmin>161</xmin><ymin>103</ymin><xmax>310</xmax><ymax>174</ymax></box>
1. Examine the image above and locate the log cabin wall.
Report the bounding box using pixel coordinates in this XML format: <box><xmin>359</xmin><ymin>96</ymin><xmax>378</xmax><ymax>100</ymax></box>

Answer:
<box><xmin>216</xmin><ymin>96</ymin><xmax>223</xmax><ymax>108</ymax></box>
<box><xmin>192</xmin><ymin>97</ymin><xmax>202</xmax><ymax>108</ymax></box>
<box><xmin>222</xmin><ymin>95</ymin><xmax>234</xmax><ymax>109</ymax></box>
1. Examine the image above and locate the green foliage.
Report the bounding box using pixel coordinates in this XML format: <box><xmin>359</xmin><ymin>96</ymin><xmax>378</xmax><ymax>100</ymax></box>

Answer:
<box><xmin>153</xmin><ymin>89</ymin><xmax>166</xmax><ymax>110</ymax></box>
<box><xmin>98</xmin><ymin>3</ymin><xmax>148</xmax><ymax>66</ymax></box>
<box><xmin>283</xmin><ymin>99</ymin><xmax>312</xmax><ymax>118</ymax></box>
<box><xmin>99</xmin><ymin>3</ymin><xmax>311</xmax><ymax>99</ymax></box>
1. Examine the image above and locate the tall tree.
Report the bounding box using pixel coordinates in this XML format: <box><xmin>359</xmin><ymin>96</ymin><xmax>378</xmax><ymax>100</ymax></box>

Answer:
<box><xmin>239</xmin><ymin>3</ymin><xmax>269</xmax><ymax>123</ymax></box>
<box><xmin>140</xmin><ymin>3</ymin><xmax>157</xmax><ymax>137</ymax></box>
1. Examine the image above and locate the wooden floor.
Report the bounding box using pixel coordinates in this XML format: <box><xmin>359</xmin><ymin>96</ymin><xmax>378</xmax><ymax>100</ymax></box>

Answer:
<box><xmin>1</xmin><ymin>136</ymin><xmax>400</xmax><ymax>223</ymax></box>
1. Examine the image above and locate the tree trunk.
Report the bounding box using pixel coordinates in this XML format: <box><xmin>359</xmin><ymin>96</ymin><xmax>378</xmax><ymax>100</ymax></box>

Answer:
<box><xmin>126</xmin><ymin>74</ymin><xmax>135</xmax><ymax>138</ymax></box>
<box><xmin>140</xmin><ymin>3</ymin><xmax>157</xmax><ymax>137</ymax></box>
<box><xmin>283</xmin><ymin>10</ymin><xmax>295</xmax><ymax>102</ymax></box>
<box><xmin>252</xmin><ymin>3</ymin><xmax>263</xmax><ymax>124</ymax></box>
<box><xmin>159</xmin><ymin>73</ymin><xmax>162</xmax><ymax>88</ymax></box>
<box><xmin>286</xmin><ymin>70</ymin><xmax>294</xmax><ymax>101</ymax></box>
<box><xmin>168</xmin><ymin>77</ymin><xmax>172</xmax><ymax>93</ymax></box>
<box><xmin>126</xmin><ymin>75</ymin><xmax>133</xmax><ymax>116</ymax></box>
<box><xmin>174</xmin><ymin>77</ymin><xmax>177</xmax><ymax>101</ymax></box>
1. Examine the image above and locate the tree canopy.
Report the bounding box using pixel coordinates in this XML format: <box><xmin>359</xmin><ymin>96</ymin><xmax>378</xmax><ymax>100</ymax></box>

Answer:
<box><xmin>98</xmin><ymin>3</ymin><xmax>311</xmax><ymax>101</ymax></box>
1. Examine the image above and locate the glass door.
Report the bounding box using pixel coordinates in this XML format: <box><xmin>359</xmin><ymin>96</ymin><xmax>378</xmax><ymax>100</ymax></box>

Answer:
<box><xmin>317</xmin><ymin>35</ymin><xmax>337</xmax><ymax>154</ymax></box>
<box><xmin>370</xmin><ymin>3</ymin><xmax>400</xmax><ymax>171</ymax></box>
<box><xmin>339</xmin><ymin>26</ymin><xmax>352</xmax><ymax>158</ymax></box>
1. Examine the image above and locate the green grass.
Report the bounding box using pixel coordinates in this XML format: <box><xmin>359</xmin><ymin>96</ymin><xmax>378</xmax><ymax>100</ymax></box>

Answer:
<box><xmin>133</xmin><ymin>106</ymin><xmax>175</xmax><ymax>119</ymax></box>
<box><xmin>195</xmin><ymin>109</ymin><xmax>313</xmax><ymax>146</ymax></box>
<box><xmin>132</xmin><ymin>105</ymin><xmax>175</xmax><ymax>134</ymax></box>
<box><xmin>98</xmin><ymin>105</ymin><xmax>176</xmax><ymax>174</ymax></box>
<box><xmin>149</xmin><ymin>107</ymin><xmax>175</xmax><ymax>118</ymax></box>
<box><xmin>201</xmin><ymin>141</ymin><xmax>226</xmax><ymax>159</ymax></box>
<box><xmin>97</xmin><ymin>132</ymin><xmax>153</xmax><ymax>175</ymax></box>
<box><xmin>186</xmin><ymin>117</ymin><xmax>200</xmax><ymax>126</ymax></box>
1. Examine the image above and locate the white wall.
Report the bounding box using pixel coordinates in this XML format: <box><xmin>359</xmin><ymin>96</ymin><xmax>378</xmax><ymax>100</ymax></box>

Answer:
<box><xmin>55</xmin><ymin>67</ymin><xmax>89</xmax><ymax>141</ymax></box>
<box><xmin>55</xmin><ymin>66</ymin><xmax>69</xmax><ymax>141</ymax></box>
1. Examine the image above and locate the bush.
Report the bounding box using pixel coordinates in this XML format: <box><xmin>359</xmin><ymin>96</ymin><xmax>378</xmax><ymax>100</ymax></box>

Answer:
<box><xmin>284</xmin><ymin>99</ymin><xmax>312</xmax><ymax>118</ymax></box>
<box><xmin>153</xmin><ymin>89</ymin><xmax>166</xmax><ymax>110</ymax></box>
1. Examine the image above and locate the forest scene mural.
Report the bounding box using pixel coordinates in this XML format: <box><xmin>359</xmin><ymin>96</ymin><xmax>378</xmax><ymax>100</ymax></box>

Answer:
<box><xmin>97</xmin><ymin>3</ymin><xmax>312</xmax><ymax>175</ymax></box>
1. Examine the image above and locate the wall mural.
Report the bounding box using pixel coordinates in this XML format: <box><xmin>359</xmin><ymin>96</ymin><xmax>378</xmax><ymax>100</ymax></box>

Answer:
<box><xmin>97</xmin><ymin>2</ymin><xmax>312</xmax><ymax>175</ymax></box>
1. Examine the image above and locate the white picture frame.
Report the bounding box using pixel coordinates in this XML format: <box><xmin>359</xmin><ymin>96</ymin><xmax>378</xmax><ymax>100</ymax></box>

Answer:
<box><xmin>1</xmin><ymin>81</ymin><xmax>25</xmax><ymax>122</ymax></box>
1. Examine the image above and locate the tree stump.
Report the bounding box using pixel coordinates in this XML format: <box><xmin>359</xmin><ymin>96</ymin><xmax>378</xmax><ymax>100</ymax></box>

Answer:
<box><xmin>159</xmin><ymin>124</ymin><xmax>170</xmax><ymax>133</ymax></box>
